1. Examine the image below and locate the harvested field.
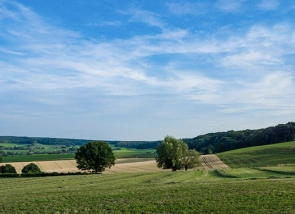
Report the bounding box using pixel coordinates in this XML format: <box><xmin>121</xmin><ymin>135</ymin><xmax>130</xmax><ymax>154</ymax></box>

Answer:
<box><xmin>1</xmin><ymin>155</ymin><xmax>228</xmax><ymax>173</ymax></box>
<box><xmin>200</xmin><ymin>155</ymin><xmax>229</xmax><ymax>170</ymax></box>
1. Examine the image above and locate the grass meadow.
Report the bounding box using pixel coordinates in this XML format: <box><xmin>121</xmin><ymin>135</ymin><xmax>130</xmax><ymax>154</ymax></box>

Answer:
<box><xmin>0</xmin><ymin>169</ymin><xmax>294</xmax><ymax>213</ymax></box>
<box><xmin>1</xmin><ymin>148</ymin><xmax>156</xmax><ymax>163</ymax></box>
<box><xmin>217</xmin><ymin>141</ymin><xmax>295</xmax><ymax>168</ymax></box>
<box><xmin>0</xmin><ymin>142</ymin><xmax>295</xmax><ymax>213</ymax></box>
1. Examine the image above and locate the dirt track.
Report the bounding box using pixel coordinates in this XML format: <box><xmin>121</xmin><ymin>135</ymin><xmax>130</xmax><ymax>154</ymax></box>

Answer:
<box><xmin>1</xmin><ymin>155</ymin><xmax>228</xmax><ymax>173</ymax></box>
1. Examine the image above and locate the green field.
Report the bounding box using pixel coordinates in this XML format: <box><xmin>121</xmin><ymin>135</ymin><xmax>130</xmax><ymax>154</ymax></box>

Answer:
<box><xmin>114</xmin><ymin>148</ymin><xmax>156</xmax><ymax>158</ymax></box>
<box><xmin>0</xmin><ymin>169</ymin><xmax>294</xmax><ymax>213</ymax></box>
<box><xmin>1</xmin><ymin>148</ymin><xmax>156</xmax><ymax>163</ymax></box>
<box><xmin>0</xmin><ymin>142</ymin><xmax>31</xmax><ymax>147</ymax></box>
<box><xmin>1</xmin><ymin>141</ymin><xmax>295</xmax><ymax>213</ymax></box>
<box><xmin>217</xmin><ymin>141</ymin><xmax>295</xmax><ymax>168</ymax></box>
<box><xmin>1</xmin><ymin>154</ymin><xmax>75</xmax><ymax>163</ymax></box>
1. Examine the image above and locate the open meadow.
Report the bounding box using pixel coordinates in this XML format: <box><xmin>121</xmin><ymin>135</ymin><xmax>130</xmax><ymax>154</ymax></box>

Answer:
<box><xmin>217</xmin><ymin>141</ymin><xmax>295</xmax><ymax>168</ymax></box>
<box><xmin>1</xmin><ymin>148</ymin><xmax>156</xmax><ymax>163</ymax></box>
<box><xmin>0</xmin><ymin>167</ymin><xmax>295</xmax><ymax>213</ymax></box>
<box><xmin>0</xmin><ymin>142</ymin><xmax>295</xmax><ymax>213</ymax></box>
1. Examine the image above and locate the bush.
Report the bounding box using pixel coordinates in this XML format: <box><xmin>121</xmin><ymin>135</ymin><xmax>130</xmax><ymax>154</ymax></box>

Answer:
<box><xmin>0</xmin><ymin>164</ymin><xmax>17</xmax><ymax>174</ymax></box>
<box><xmin>0</xmin><ymin>173</ymin><xmax>19</xmax><ymax>177</ymax></box>
<box><xmin>21</xmin><ymin>163</ymin><xmax>41</xmax><ymax>174</ymax></box>
<box><xmin>20</xmin><ymin>171</ymin><xmax>89</xmax><ymax>177</ymax></box>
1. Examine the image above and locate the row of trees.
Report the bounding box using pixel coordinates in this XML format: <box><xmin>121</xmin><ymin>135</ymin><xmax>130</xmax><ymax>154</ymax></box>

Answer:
<box><xmin>0</xmin><ymin>136</ymin><xmax>90</xmax><ymax>146</ymax></box>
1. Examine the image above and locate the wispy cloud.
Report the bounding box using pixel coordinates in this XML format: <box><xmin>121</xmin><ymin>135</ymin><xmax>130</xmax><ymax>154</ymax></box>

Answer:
<box><xmin>1</xmin><ymin>1</ymin><xmax>295</xmax><ymax>139</ymax></box>
<box><xmin>119</xmin><ymin>9</ymin><xmax>165</xmax><ymax>29</ymax></box>
<box><xmin>214</xmin><ymin>0</ymin><xmax>245</xmax><ymax>12</ymax></box>
<box><xmin>257</xmin><ymin>0</ymin><xmax>280</xmax><ymax>10</ymax></box>
<box><xmin>87</xmin><ymin>21</ymin><xmax>121</xmax><ymax>27</ymax></box>
<box><xmin>167</xmin><ymin>2</ymin><xmax>209</xmax><ymax>16</ymax></box>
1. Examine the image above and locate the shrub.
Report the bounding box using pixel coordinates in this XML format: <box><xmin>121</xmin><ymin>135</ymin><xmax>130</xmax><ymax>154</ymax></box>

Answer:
<box><xmin>21</xmin><ymin>163</ymin><xmax>41</xmax><ymax>174</ymax></box>
<box><xmin>0</xmin><ymin>164</ymin><xmax>17</xmax><ymax>174</ymax></box>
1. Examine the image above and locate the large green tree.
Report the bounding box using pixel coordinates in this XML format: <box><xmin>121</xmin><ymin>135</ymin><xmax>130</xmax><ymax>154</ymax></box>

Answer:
<box><xmin>75</xmin><ymin>141</ymin><xmax>116</xmax><ymax>173</ymax></box>
<box><xmin>156</xmin><ymin>136</ymin><xmax>200</xmax><ymax>171</ymax></box>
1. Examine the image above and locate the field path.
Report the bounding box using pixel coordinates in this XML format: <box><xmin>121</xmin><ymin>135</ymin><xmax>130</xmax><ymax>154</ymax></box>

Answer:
<box><xmin>1</xmin><ymin>155</ymin><xmax>228</xmax><ymax>173</ymax></box>
<box><xmin>200</xmin><ymin>155</ymin><xmax>229</xmax><ymax>170</ymax></box>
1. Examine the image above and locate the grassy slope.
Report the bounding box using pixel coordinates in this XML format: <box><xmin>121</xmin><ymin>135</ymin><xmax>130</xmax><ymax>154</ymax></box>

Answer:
<box><xmin>1</xmin><ymin>142</ymin><xmax>295</xmax><ymax>213</ymax></box>
<box><xmin>0</xmin><ymin>170</ymin><xmax>294</xmax><ymax>213</ymax></box>
<box><xmin>114</xmin><ymin>148</ymin><xmax>156</xmax><ymax>158</ymax></box>
<box><xmin>1</xmin><ymin>149</ymin><xmax>156</xmax><ymax>163</ymax></box>
<box><xmin>217</xmin><ymin>141</ymin><xmax>295</xmax><ymax>168</ymax></box>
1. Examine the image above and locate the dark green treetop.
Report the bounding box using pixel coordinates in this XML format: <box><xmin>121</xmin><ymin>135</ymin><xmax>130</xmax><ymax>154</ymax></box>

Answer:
<box><xmin>22</xmin><ymin>163</ymin><xmax>41</xmax><ymax>174</ymax></box>
<box><xmin>75</xmin><ymin>141</ymin><xmax>116</xmax><ymax>173</ymax></box>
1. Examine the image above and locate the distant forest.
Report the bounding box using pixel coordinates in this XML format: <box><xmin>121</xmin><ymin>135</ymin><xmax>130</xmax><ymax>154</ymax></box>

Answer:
<box><xmin>0</xmin><ymin>136</ymin><xmax>91</xmax><ymax>146</ymax></box>
<box><xmin>1</xmin><ymin>122</ymin><xmax>295</xmax><ymax>153</ymax></box>
<box><xmin>182</xmin><ymin>122</ymin><xmax>295</xmax><ymax>154</ymax></box>
<box><xmin>0</xmin><ymin>136</ymin><xmax>160</xmax><ymax>150</ymax></box>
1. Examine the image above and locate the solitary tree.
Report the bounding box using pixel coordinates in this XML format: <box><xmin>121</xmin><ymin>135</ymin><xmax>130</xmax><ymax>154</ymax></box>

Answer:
<box><xmin>75</xmin><ymin>141</ymin><xmax>116</xmax><ymax>173</ymax></box>
<box><xmin>156</xmin><ymin>136</ymin><xmax>200</xmax><ymax>171</ymax></box>
<box><xmin>22</xmin><ymin>163</ymin><xmax>41</xmax><ymax>174</ymax></box>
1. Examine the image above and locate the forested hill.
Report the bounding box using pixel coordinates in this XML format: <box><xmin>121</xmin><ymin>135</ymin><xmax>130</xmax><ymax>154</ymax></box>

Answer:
<box><xmin>0</xmin><ymin>136</ymin><xmax>161</xmax><ymax>149</ymax></box>
<box><xmin>0</xmin><ymin>136</ymin><xmax>91</xmax><ymax>146</ymax></box>
<box><xmin>1</xmin><ymin>122</ymin><xmax>295</xmax><ymax>152</ymax></box>
<box><xmin>182</xmin><ymin>122</ymin><xmax>295</xmax><ymax>154</ymax></box>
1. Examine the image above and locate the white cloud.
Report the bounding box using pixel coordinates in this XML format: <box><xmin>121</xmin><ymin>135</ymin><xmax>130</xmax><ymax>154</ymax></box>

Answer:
<box><xmin>119</xmin><ymin>9</ymin><xmax>165</xmax><ymax>29</ymax></box>
<box><xmin>167</xmin><ymin>2</ymin><xmax>209</xmax><ymax>16</ymax></box>
<box><xmin>1</xmin><ymin>1</ymin><xmax>295</xmax><ymax>139</ymax></box>
<box><xmin>87</xmin><ymin>21</ymin><xmax>121</xmax><ymax>27</ymax></box>
<box><xmin>257</xmin><ymin>0</ymin><xmax>280</xmax><ymax>10</ymax></box>
<box><xmin>214</xmin><ymin>0</ymin><xmax>244</xmax><ymax>12</ymax></box>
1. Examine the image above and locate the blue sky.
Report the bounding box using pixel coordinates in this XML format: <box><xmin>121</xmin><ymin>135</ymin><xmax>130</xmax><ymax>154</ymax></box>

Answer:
<box><xmin>1</xmin><ymin>0</ymin><xmax>295</xmax><ymax>140</ymax></box>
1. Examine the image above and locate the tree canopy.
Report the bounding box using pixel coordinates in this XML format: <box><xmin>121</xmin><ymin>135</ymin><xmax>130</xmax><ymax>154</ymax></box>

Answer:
<box><xmin>0</xmin><ymin>164</ymin><xmax>17</xmax><ymax>174</ymax></box>
<box><xmin>183</xmin><ymin>122</ymin><xmax>295</xmax><ymax>154</ymax></box>
<box><xmin>75</xmin><ymin>141</ymin><xmax>116</xmax><ymax>173</ymax></box>
<box><xmin>156</xmin><ymin>136</ymin><xmax>200</xmax><ymax>171</ymax></box>
<box><xmin>22</xmin><ymin>163</ymin><xmax>41</xmax><ymax>174</ymax></box>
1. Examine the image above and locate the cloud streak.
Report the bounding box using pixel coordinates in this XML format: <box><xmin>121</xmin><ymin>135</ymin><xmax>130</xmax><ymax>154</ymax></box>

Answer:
<box><xmin>1</xmin><ymin>0</ymin><xmax>295</xmax><ymax>139</ymax></box>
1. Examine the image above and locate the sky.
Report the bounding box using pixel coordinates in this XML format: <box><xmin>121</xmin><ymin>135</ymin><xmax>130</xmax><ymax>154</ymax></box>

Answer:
<box><xmin>1</xmin><ymin>0</ymin><xmax>295</xmax><ymax>141</ymax></box>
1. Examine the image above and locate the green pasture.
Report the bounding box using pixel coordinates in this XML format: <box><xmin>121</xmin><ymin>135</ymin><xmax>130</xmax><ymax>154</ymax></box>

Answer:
<box><xmin>1</xmin><ymin>142</ymin><xmax>295</xmax><ymax>213</ymax></box>
<box><xmin>1</xmin><ymin>154</ymin><xmax>75</xmax><ymax>163</ymax></box>
<box><xmin>113</xmin><ymin>148</ymin><xmax>156</xmax><ymax>158</ymax></box>
<box><xmin>0</xmin><ymin>168</ymin><xmax>294</xmax><ymax>213</ymax></box>
<box><xmin>1</xmin><ymin>148</ymin><xmax>156</xmax><ymax>162</ymax></box>
<box><xmin>217</xmin><ymin>141</ymin><xmax>295</xmax><ymax>168</ymax></box>
<box><xmin>0</xmin><ymin>142</ymin><xmax>30</xmax><ymax>147</ymax></box>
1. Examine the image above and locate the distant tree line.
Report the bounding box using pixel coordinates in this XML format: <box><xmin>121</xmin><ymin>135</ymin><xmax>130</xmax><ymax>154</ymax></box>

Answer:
<box><xmin>0</xmin><ymin>137</ymin><xmax>161</xmax><ymax>149</ymax></box>
<box><xmin>0</xmin><ymin>136</ymin><xmax>91</xmax><ymax>146</ymax></box>
<box><xmin>182</xmin><ymin>122</ymin><xmax>295</xmax><ymax>154</ymax></box>
<box><xmin>114</xmin><ymin>141</ymin><xmax>162</xmax><ymax>149</ymax></box>
<box><xmin>2</xmin><ymin>122</ymin><xmax>294</xmax><ymax>153</ymax></box>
